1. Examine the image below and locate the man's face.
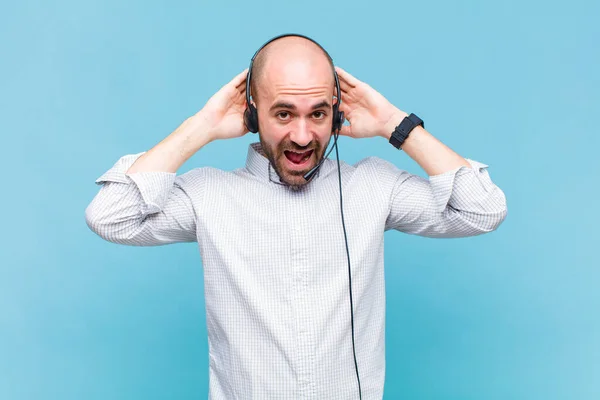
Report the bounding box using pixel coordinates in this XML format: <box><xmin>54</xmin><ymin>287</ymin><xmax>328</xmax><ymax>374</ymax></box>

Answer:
<box><xmin>254</xmin><ymin>57</ymin><xmax>335</xmax><ymax>188</ymax></box>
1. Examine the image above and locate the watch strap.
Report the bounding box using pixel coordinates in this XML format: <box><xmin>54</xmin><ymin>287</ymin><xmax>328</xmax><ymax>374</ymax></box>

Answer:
<box><xmin>389</xmin><ymin>113</ymin><xmax>424</xmax><ymax>149</ymax></box>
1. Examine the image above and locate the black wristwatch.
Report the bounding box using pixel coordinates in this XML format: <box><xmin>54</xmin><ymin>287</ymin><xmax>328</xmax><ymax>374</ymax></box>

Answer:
<box><xmin>389</xmin><ymin>113</ymin><xmax>424</xmax><ymax>149</ymax></box>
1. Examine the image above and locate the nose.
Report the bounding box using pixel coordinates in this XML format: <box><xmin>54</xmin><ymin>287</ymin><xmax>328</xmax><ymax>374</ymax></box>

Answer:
<box><xmin>289</xmin><ymin>117</ymin><xmax>313</xmax><ymax>147</ymax></box>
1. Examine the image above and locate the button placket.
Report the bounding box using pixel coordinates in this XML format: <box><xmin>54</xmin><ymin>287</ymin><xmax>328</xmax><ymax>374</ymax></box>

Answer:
<box><xmin>290</xmin><ymin>192</ymin><xmax>315</xmax><ymax>398</ymax></box>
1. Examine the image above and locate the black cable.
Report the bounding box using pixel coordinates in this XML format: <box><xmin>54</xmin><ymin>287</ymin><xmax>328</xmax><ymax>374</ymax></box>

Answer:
<box><xmin>296</xmin><ymin>126</ymin><xmax>363</xmax><ymax>399</ymax></box>
<box><xmin>333</xmin><ymin>131</ymin><xmax>362</xmax><ymax>400</ymax></box>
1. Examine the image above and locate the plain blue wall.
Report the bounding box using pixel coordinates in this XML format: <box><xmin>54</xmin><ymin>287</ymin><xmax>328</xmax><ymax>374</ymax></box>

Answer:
<box><xmin>1</xmin><ymin>0</ymin><xmax>598</xmax><ymax>398</ymax></box>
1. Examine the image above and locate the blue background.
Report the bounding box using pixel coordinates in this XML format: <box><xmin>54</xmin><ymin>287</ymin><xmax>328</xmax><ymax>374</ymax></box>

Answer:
<box><xmin>1</xmin><ymin>0</ymin><xmax>598</xmax><ymax>398</ymax></box>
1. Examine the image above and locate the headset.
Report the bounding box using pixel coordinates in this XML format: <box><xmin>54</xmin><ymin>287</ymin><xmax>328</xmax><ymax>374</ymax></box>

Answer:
<box><xmin>244</xmin><ymin>33</ymin><xmax>346</xmax><ymax>182</ymax></box>
<box><xmin>244</xmin><ymin>33</ymin><xmax>362</xmax><ymax>399</ymax></box>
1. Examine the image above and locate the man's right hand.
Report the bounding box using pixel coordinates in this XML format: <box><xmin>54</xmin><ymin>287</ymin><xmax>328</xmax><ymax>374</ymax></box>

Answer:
<box><xmin>194</xmin><ymin>68</ymin><xmax>250</xmax><ymax>142</ymax></box>
<box><xmin>126</xmin><ymin>68</ymin><xmax>250</xmax><ymax>174</ymax></box>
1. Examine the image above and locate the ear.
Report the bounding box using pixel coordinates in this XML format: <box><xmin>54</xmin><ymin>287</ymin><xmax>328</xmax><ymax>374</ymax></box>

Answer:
<box><xmin>248</xmin><ymin>94</ymin><xmax>258</xmax><ymax>111</ymax></box>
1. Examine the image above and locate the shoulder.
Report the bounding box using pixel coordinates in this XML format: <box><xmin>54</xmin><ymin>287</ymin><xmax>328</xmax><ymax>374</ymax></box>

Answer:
<box><xmin>349</xmin><ymin>156</ymin><xmax>411</xmax><ymax>185</ymax></box>
<box><xmin>173</xmin><ymin>166</ymin><xmax>226</xmax><ymax>190</ymax></box>
<box><xmin>351</xmin><ymin>156</ymin><xmax>422</xmax><ymax>201</ymax></box>
<box><xmin>351</xmin><ymin>156</ymin><xmax>402</xmax><ymax>172</ymax></box>
<box><xmin>174</xmin><ymin>165</ymin><xmax>259</xmax><ymax>193</ymax></box>
<box><xmin>325</xmin><ymin>156</ymin><xmax>411</xmax><ymax>202</ymax></box>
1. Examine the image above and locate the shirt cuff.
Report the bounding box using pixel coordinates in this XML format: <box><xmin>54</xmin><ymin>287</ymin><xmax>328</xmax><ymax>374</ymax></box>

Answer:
<box><xmin>95</xmin><ymin>152</ymin><xmax>177</xmax><ymax>217</ymax></box>
<box><xmin>95</xmin><ymin>152</ymin><xmax>146</xmax><ymax>185</ymax></box>
<box><xmin>428</xmin><ymin>159</ymin><xmax>493</xmax><ymax>213</ymax></box>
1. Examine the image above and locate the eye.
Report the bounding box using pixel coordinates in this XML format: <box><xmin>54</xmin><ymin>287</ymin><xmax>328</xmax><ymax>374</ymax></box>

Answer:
<box><xmin>313</xmin><ymin>111</ymin><xmax>326</xmax><ymax>119</ymax></box>
<box><xmin>276</xmin><ymin>111</ymin><xmax>291</xmax><ymax>120</ymax></box>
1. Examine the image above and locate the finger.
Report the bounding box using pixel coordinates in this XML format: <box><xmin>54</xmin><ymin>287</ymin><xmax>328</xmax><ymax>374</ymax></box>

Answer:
<box><xmin>229</xmin><ymin>81</ymin><xmax>247</xmax><ymax>103</ymax></box>
<box><xmin>337</xmin><ymin>101</ymin><xmax>350</xmax><ymax>115</ymax></box>
<box><xmin>338</xmin><ymin>77</ymin><xmax>352</xmax><ymax>93</ymax></box>
<box><xmin>335</xmin><ymin>66</ymin><xmax>359</xmax><ymax>88</ymax></box>
<box><xmin>338</xmin><ymin>86</ymin><xmax>357</xmax><ymax>107</ymax></box>
<box><xmin>233</xmin><ymin>68</ymin><xmax>249</xmax><ymax>89</ymax></box>
<box><xmin>338</xmin><ymin>124</ymin><xmax>354</xmax><ymax>138</ymax></box>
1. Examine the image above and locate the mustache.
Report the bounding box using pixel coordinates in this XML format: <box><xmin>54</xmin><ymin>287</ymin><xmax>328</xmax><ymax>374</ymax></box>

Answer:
<box><xmin>278</xmin><ymin>141</ymin><xmax>320</xmax><ymax>153</ymax></box>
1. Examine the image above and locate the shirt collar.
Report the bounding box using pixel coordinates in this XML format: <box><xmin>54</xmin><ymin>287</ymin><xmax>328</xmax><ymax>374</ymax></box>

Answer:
<box><xmin>245</xmin><ymin>142</ymin><xmax>333</xmax><ymax>186</ymax></box>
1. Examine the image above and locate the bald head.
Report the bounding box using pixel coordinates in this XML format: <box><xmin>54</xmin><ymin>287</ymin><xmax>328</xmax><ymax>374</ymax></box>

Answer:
<box><xmin>250</xmin><ymin>36</ymin><xmax>335</xmax><ymax>105</ymax></box>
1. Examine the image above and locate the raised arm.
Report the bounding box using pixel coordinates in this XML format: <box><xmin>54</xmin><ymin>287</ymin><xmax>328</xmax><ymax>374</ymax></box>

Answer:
<box><xmin>335</xmin><ymin>66</ymin><xmax>507</xmax><ymax>237</ymax></box>
<box><xmin>85</xmin><ymin>68</ymin><xmax>250</xmax><ymax>245</ymax></box>
<box><xmin>375</xmin><ymin>157</ymin><xmax>507</xmax><ymax>237</ymax></box>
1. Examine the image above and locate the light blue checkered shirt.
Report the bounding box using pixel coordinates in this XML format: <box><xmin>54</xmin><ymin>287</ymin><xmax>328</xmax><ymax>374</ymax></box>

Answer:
<box><xmin>86</xmin><ymin>142</ymin><xmax>507</xmax><ymax>399</ymax></box>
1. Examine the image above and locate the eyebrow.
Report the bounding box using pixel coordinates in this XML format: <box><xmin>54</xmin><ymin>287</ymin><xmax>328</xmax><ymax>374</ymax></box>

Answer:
<box><xmin>269</xmin><ymin>100</ymin><xmax>331</xmax><ymax>112</ymax></box>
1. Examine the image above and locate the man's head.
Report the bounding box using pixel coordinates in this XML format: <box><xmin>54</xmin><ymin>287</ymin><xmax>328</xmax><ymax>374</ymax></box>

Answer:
<box><xmin>247</xmin><ymin>35</ymin><xmax>338</xmax><ymax>189</ymax></box>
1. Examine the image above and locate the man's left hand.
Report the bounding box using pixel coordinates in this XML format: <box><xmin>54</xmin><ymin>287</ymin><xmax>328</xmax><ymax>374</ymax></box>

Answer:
<box><xmin>335</xmin><ymin>66</ymin><xmax>407</xmax><ymax>140</ymax></box>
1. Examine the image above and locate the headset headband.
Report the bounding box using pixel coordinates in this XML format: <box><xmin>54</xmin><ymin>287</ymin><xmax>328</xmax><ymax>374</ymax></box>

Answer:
<box><xmin>245</xmin><ymin>33</ymin><xmax>341</xmax><ymax>108</ymax></box>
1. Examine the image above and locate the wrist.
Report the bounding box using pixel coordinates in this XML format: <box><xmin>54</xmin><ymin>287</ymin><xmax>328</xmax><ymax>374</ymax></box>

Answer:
<box><xmin>388</xmin><ymin>112</ymin><xmax>425</xmax><ymax>150</ymax></box>
<box><xmin>169</xmin><ymin>115</ymin><xmax>214</xmax><ymax>160</ymax></box>
<box><xmin>381</xmin><ymin>108</ymin><xmax>408</xmax><ymax>140</ymax></box>
<box><xmin>186</xmin><ymin>112</ymin><xmax>216</xmax><ymax>145</ymax></box>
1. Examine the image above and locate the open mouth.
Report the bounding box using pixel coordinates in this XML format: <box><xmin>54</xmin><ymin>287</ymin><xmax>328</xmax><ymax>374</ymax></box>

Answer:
<box><xmin>284</xmin><ymin>150</ymin><xmax>313</xmax><ymax>165</ymax></box>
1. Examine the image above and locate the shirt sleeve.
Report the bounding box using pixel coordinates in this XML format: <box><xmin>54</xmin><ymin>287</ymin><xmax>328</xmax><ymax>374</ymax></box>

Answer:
<box><xmin>381</xmin><ymin>158</ymin><xmax>507</xmax><ymax>237</ymax></box>
<box><xmin>85</xmin><ymin>152</ymin><xmax>201</xmax><ymax>246</ymax></box>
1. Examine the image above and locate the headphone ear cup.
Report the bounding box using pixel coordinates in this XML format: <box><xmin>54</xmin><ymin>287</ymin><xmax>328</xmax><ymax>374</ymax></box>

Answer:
<box><xmin>244</xmin><ymin>103</ymin><xmax>259</xmax><ymax>133</ymax></box>
<box><xmin>337</xmin><ymin>110</ymin><xmax>345</xmax><ymax>132</ymax></box>
<box><xmin>332</xmin><ymin>104</ymin><xmax>344</xmax><ymax>133</ymax></box>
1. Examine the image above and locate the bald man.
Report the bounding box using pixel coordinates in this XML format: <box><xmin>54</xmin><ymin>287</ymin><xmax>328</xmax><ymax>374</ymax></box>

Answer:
<box><xmin>86</xmin><ymin>34</ymin><xmax>507</xmax><ymax>399</ymax></box>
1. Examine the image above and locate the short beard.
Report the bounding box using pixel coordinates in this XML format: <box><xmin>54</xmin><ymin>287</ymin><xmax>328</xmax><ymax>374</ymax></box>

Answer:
<box><xmin>259</xmin><ymin>135</ymin><xmax>326</xmax><ymax>190</ymax></box>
